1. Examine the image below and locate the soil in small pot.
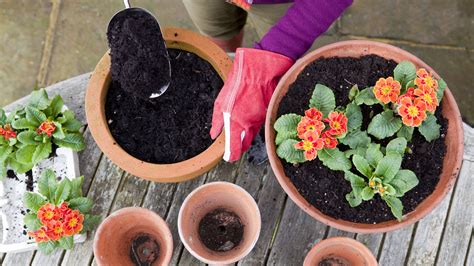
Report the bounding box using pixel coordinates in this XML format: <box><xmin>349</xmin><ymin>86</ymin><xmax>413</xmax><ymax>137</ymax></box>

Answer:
<box><xmin>129</xmin><ymin>233</ymin><xmax>160</xmax><ymax>266</ymax></box>
<box><xmin>277</xmin><ymin>55</ymin><xmax>447</xmax><ymax>223</ymax></box>
<box><xmin>318</xmin><ymin>256</ymin><xmax>351</xmax><ymax>266</ymax></box>
<box><xmin>198</xmin><ymin>208</ymin><xmax>244</xmax><ymax>252</ymax></box>
<box><xmin>105</xmin><ymin>48</ymin><xmax>223</xmax><ymax>164</ymax></box>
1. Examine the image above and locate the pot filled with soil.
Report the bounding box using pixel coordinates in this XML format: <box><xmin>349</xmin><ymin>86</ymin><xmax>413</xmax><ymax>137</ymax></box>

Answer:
<box><xmin>93</xmin><ymin>207</ymin><xmax>173</xmax><ymax>266</ymax></box>
<box><xmin>266</xmin><ymin>40</ymin><xmax>463</xmax><ymax>233</ymax></box>
<box><xmin>178</xmin><ymin>182</ymin><xmax>261</xmax><ymax>265</ymax></box>
<box><xmin>86</xmin><ymin>25</ymin><xmax>231</xmax><ymax>182</ymax></box>
<box><xmin>304</xmin><ymin>237</ymin><xmax>377</xmax><ymax>266</ymax></box>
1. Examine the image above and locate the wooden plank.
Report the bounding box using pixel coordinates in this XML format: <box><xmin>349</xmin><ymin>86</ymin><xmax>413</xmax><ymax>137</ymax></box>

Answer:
<box><xmin>465</xmin><ymin>230</ymin><xmax>473</xmax><ymax>266</ymax></box>
<box><xmin>267</xmin><ymin>199</ymin><xmax>327</xmax><ymax>266</ymax></box>
<box><xmin>326</xmin><ymin>227</ymin><xmax>355</xmax><ymax>238</ymax></box>
<box><xmin>378</xmin><ymin>225</ymin><xmax>414</xmax><ymax>265</ymax></box>
<box><xmin>356</xmin><ymin>233</ymin><xmax>384</xmax><ymax>257</ymax></box>
<box><xmin>1</xmin><ymin>251</ymin><xmax>35</xmax><ymax>265</ymax></box>
<box><xmin>60</xmin><ymin>157</ymin><xmax>124</xmax><ymax>266</ymax></box>
<box><xmin>234</xmin><ymin>156</ymin><xmax>268</xmax><ymax>200</ymax></box>
<box><xmin>141</xmin><ymin>182</ymin><xmax>177</xmax><ymax>218</ymax></box>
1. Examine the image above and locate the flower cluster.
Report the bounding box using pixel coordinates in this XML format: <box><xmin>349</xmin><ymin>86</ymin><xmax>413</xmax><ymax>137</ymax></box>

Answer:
<box><xmin>28</xmin><ymin>203</ymin><xmax>84</xmax><ymax>243</ymax></box>
<box><xmin>0</xmin><ymin>124</ymin><xmax>17</xmax><ymax>140</ymax></box>
<box><xmin>36</xmin><ymin>121</ymin><xmax>56</xmax><ymax>137</ymax></box>
<box><xmin>294</xmin><ymin>108</ymin><xmax>347</xmax><ymax>160</ymax></box>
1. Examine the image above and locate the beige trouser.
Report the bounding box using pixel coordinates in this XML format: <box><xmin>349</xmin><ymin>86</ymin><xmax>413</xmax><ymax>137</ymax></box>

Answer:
<box><xmin>182</xmin><ymin>0</ymin><xmax>292</xmax><ymax>40</ymax></box>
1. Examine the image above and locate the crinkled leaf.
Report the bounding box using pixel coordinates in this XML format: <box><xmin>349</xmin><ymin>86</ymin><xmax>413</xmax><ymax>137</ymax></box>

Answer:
<box><xmin>388</xmin><ymin>169</ymin><xmax>419</xmax><ymax>197</ymax></box>
<box><xmin>0</xmin><ymin>162</ymin><xmax>6</xmax><ymax>179</ymax></box>
<box><xmin>354</xmin><ymin>87</ymin><xmax>378</xmax><ymax>106</ymax></box>
<box><xmin>26</xmin><ymin>106</ymin><xmax>46</xmax><ymax>127</ymax></box>
<box><xmin>383</xmin><ymin>196</ymin><xmax>403</xmax><ymax>221</ymax></box>
<box><xmin>318</xmin><ymin>148</ymin><xmax>351</xmax><ymax>171</ymax></box>
<box><xmin>17</xmin><ymin>131</ymin><xmax>40</xmax><ymax>145</ymax></box>
<box><xmin>361</xmin><ymin>187</ymin><xmax>375</xmax><ymax>201</ymax></box>
<box><xmin>366</xmin><ymin>143</ymin><xmax>384</xmax><ymax>168</ymax></box>
<box><xmin>38</xmin><ymin>241</ymin><xmax>58</xmax><ymax>254</ymax></box>
<box><xmin>38</xmin><ymin>169</ymin><xmax>58</xmax><ymax>202</ymax></box>
<box><xmin>344</xmin><ymin>171</ymin><xmax>367</xmax><ymax>196</ymax></box>
<box><xmin>437</xmin><ymin>78</ymin><xmax>447</xmax><ymax>102</ymax></box>
<box><xmin>386</xmin><ymin>137</ymin><xmax>407</xmax><ymax>155</ymax></box>
<box><xmin>52</xmin><ymin>122</ymin><xmax>65</xmax><ymax>139</ymax></box>
<box><xmin>58</xmin><ymin>236</ymin><xmax>74</xmax><ymax>250</ymax></box>
<box><xmin>55</xmin><ymin>178</ymin><xmax>72</xmax><ymax>205</ymax></box>
<box><xmin>397</xmin><ymin>125</ymin><xmax>414</xmax><ymax>142</ymax></box>
<box><xmin>16</xmin><ymin>145</ymin><xmax>36</xmax><ymax>164</ymax></box>
<box><xmin>63</xmin><ymin>118</ymin><xmax>82</xmax><ymax>132</ymax></box>
<box><xmin>418</xmin><ymin>114</ymin><xmax>440</xmax><ymax>142</ymax></box>
<box><xmin>23</xmin><ymin>192</ymin><xmax>47</xmax><ymax>212</ymax></box>
<box><xmin>345</xmin><ymin>103</ymin><xmax>363</xmax><ymax>132</ymax></box>
<box><xmin>384</xmin><ymin>184</ymin><xmax>397</xmax><ymax>196</ymax></box>
<box><xmin>9</xmin><ymin>157</ymin><xmax>33</xmax><ymax>174</ymax></box>
<box><xmin>374</xmin><ymin>153</ymin><xmax>402</xmax><ymax>182</ymax></box>
<box><xmin>339</xmin><ymin>129</ymin><xmax>371</xmax><ymax>149</ymax></box>
<box><xmin>28</xmin><ymin>89</ymin><xmax>50</xmax><ymax>111</ymax></box>
<box><xmin>82</xmin><ymin>214</ymin><xmax>101</xmax><ymax>233</ymax></box>
<box><xmin>349</xmin><ymin>84</ymin><xmax>359</xmax><ymax>101</ymax></box>
<box><xmin>368</xmin><ymin>110</ymin><xmax>402</xmax><ymax>139</ymax></box>
<box><xmin>69</xmin><ymin>197</ymin><xmax>93</xmax><ymax>214</ymax></box>
<box><xmin>53</xmin><ymin>133</ymin><xmax>85</xmax><ymax>151</ymax></box>
<box><xmin>46</xmin><ymin>95</ymin><xmax>64</xmax><ymax>118</ymax></box>
<box><xmin>344</xmin><ymin>147</ymin><xmax>367</xmax><ymax>159</ymax></box>
<box><xmin>12</xmin><ymin>118</ymin><xmax>37</xmax><ymax>130</ymax></box>
<box><xmin>24</xmin><ymin>213</ymin><xmax>42</xmax><ymax>231</ymax></box>
<box><xmin>276</xmin><ymin>139</ymin><xmax>306</xmax><ymax>164</ymax></box>
<box><xmin>32</xmin><ymin>141</ymin><xmax>52</xmax><ymax>165</ymax></box>
<box><xmin>353</xmin><ymin>154</ymin><xmax>372</xmax><ymax>177</ymax></box>
<box><xmin>274</xmin><ymin>114</ymin><xmax>300</xmax><ymax>145</ymax></box>
<box><xmin>0</xmin><ymin>146</ymin><xmax>13</xmax><ymax>162</ymax></box>
<box><xmin>309</xmin><ymin>84</ymin><xmax>336</xmax><ymax>117</ymax></box>
<box><xmin>0</xmin><ymin>109</ymin><xmax>6</xmax><ymax>125</ymax></box>
<box><xmin>394</xmin><ymin>61</ymin><xmax>416</xmax><ymax>88</ymax></box>
<box><xmin>70</xmin><ymin>176</ymin><xmax>84</xmax><ymax>199</ymax></box>
<box><xmin>346</xmin><ymin>191</ymin><xmax>362</xmax><ymax>207</ymax></box>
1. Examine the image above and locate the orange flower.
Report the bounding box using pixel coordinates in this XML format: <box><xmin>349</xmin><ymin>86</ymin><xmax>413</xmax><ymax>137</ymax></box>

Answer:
<box><xmin>37</xmin><ymin>121</ymin><xmax>56</xmax><ymax>137</ymax></box>
<box><xmin>294</xmin><ymin>135</ymin><xmax>325</xmax><ymax>161</ymax></box>
<box><xmin>297</xmin><ymin>116</ymin><xmax>325</xmax><ymax>139</ymax></box>
<box><xmin>304</xmin><ymin>108</ymin><xmax>323</xmax><ymax>121</ymax></box>
<box><xmin>324</xmin><ymin>112</ymin><xmax>348</xmax><ymax>136</ymax></box>
<box><xmin>46</xmin><ymin>220</ymin><xmax>64</xmax><ymax>241</ymax></box>
<box><xmin>321</xmin><ymin>131</ymin><xmax>338</xmax><ymax>149</ymax></box>
<box><xmin>414</xmin><ymin>85</ymin><xmax>438</xmax><ymax>113</ymax></box>
<box><xmin>28</xmin><ymin>226</ymin><xmax>50</xmax><ymax>243</ymax></box>
<box><xmin>397</xmin><ymin>87</ymin><xmax>415</xmax><ymax>104</ymax></box>
<box><xmin>37</xmin><ymin>203</ymin><xmax>59</xmax><ymax>226</ymax></box>
<box><xmin>0</xmin><ymin>124</ymin><xmax>17</xmax><ymax>140</ymax></box>
<box><xmin>415</xmin><ymin>68</ymin><xmax>438</xmax><ymax>90</ymax></box>
<box><xmin>62</xmin><ymin>210</ymin><xmax>84</xmax><ymax>236</ymax></box>
<box><xmin>58</xmin><ymin>202</ymin><xmax>72</xmax><ymax>216</ymax></box>
<box><xmin>397</xmin><ymin>97</ymin><xmax>427</xmax><ymax>127</ymax></box>
<box><xmin>373</xmin><ymin>77</ymin><xmax>401</xmax><ymax>104</ymax></box>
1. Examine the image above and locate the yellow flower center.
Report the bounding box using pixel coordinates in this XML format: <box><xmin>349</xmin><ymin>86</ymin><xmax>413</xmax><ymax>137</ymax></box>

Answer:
<box><xmin>425</xmin><ymin>78</ymin><xmax>434</xmax><ymax>87</ymax></box>
<box><xmin>407</xmin><ymin>106</ymin><xmax>419</xmax><ymax>117</ymax></box>
<box><xmin>302</xmin><ymin>140</ymin><xmax>314</xmax><ymax>151</ymax></box>
<box><xmin>45</xmin><ymin>211</ymin><xmax>54</xmax><ymax>219</ymax></box>
<box><xmin>423</xmin><ymin>94</ymin><xmax>432</xmax><ymax>104</ymax></box>
<box><xmin>38</xmin><ymin>231</ymin><xmax>47</xmax><ymax>237</ymax></box>
<box><xmin>369</xmin><ymin>181</ymin><xmax>375</xmax><ymax>188</ymax></box>
<box><xmin>307</xmin><ymin>125</ymin><xmax>315</xmax><ymax>131</ymax></box>
<box><xmin>381</xmin><ymin>86</ymin><xmax>392</xmax><ymax>95</ymax></box>
<box><xmin>332</xmin><ymin>121</ymin><xmax>340</xmax><ymax>129</ymax></box>
<box><xmin>68</xmin><ymin>218</ymin><xmax>78</xmax><ymax>227</ymax></box>
<box><xmin>54</xmin><ymin>226</ymin><xmax>62</xmax><ymax>234</ymax></box>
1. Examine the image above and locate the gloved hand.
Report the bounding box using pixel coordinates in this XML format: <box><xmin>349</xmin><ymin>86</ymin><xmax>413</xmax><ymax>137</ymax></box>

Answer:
<box><xmin>210</xmin><ymin>48</ymin><xmax>293</xmax><ymax>162</ymax></box>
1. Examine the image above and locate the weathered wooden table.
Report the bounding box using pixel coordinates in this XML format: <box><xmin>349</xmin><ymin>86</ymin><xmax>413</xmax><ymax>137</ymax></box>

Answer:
<box><xmin>1</xmin><ymin>74</ymin><xmax>473</xmax><ymax>266</ymax></box>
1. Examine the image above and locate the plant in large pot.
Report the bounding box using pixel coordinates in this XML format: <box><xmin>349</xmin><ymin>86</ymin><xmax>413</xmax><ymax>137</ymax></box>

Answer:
<box><xmin>266</xmin><ymin>41</ymin><xmax>463</xmax><ymax>233</ymax></box>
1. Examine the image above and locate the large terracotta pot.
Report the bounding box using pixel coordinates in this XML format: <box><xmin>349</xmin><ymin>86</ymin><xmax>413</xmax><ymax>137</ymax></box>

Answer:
<box><xmin>93</xmin><ymin>207</ymin><xmax>173</xmax><ymax>266</ymax></box>
<box><xmin>178</xmin><ymin>182</ymin><xmax>261</xmax><ymax>265</ymax></box>
<box><xmin>265</xmin><ymin>40</ymin><xmax>464</xmax><ymax>233</ymax></box>
<box><xmin>304</xmin><ymin>237</ymin><xmax>378</xmax><ymax>266</ymax></box>
<box><xmin>86</xmin><ymin>28</ymin><xmax>231</xmax><ymax>182</ymax></box>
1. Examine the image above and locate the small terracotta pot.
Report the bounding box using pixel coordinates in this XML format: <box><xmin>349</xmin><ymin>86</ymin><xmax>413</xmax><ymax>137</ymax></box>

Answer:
<box><xmin>304</xmin><ymin>237</ymin><xmax>378</xmax><ymax>266</ymax></box>
<box><xmin>93</xmin><ymin>207</ymin><xmax>173</xmax><ymax>266</ymax></box>
<box><xmin>85</xmin><ymin>28</ymin><xmax>232</xmax><ymax>182</ymax></box>
<box><xmin>178</xmin><ymin>182</ymin><xmax>261</xmax><ymax>265</ymax></box>
<box><xmin>266</xmin><ymin>40</ymin><xmax>464</xmax><ymax>233</ymax></box>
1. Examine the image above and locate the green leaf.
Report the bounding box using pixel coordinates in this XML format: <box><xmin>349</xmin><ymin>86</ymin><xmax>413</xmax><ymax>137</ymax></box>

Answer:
<box><xmin>28</xmin><ymin>89</ymin><xmax>50</xmax><ymax>111</ymax></box>
<box><xmin>53</xmin><ymin>133</ymin><xmax>85</xmax><ymax>151</ymax></box>
<box><xmin>17</xmin><ymin>131</ymin><xmax>40</xmax><ymax>145</ymax></box>
<box><xmin>82</xmin><ymin>214</ymin><xmax>102</xmax><ymax>233</ymax></box>
<box><xmin>52</xmin><ymin>122</ymin><xmax>65</xmax><ymax>139</ymax></box>
<box><xmin>38</xmin><ymin>241</ymin><xmax>58</xmax><ymax>254</ymax></box>
<box><xmin>62</xmin><ymin>110</ymin><xmax>75</xmax><ymax>121</ymax></box>
<box><xmin>437</xmin><ymin>78</ymin><xmax>447</xmax><ymax>102</ymax></box>
<box><xmin>0</xmin><ymin>162</ymin><xmax>6</xmax><ymax>178</ymax></box>
<box><xmin>394</xmin><ymin>61</ymin><xmax>416</xmax><ymax>88</ymax></box>
<box><xmin>366</xmin><ymin>143</ymin><xmax>384</xmax><ymax>168</ymax></box>
<box><xmin>9</xmin><ymin>157</ymin><xmax>33</xmax><ymax>174</ymax></box>
<box><xmin>55</xmin><ymin>178</ymin><xmax>72</xmax><ymax>205</ymax></box>
<box><xmin>16</xmin><ymin>145</ymin><xmax>36</xmax><ymax>164</ymax></box>
<box><xmin>0</xmin><ymin>146</ymin><xmax>13</xmax><ymax>162</ymax></box>
<box><xmin>276</xmin><ymin>139</ymin><xmax>306</xmax><ymax>164</ymax></box>
<box><xmin>348</xmin><ymin>84</ymin><xmax>359</xmax><ymax>101</ymax></box>
<box><xmin>38</xmin><ymin>169</ymin><xmax>58</xmax><ymax>202</ymax></box>
<box><xmin>346</xmin><ymin>191</ymin><xmax>362</xmax><ymax>207</ymax></box>
<box><xmin>345</xmin><ymin>103</ymin><xmax>363</xmax><ymax>132</ymax></box>
<box><xmin>384</xmin><ymin>184</ymin><xmax>397</xmax><ymax>196</ymax></box>
<box><xmin>309</xmin><ymin>84</ymin><xmax>336</xmax><ymax>117</ymax></box>
<box><xmin>368</xmin><ymin>110</ymin><xmax>402</xmax><ymax>139</ymax></box>
<box><xmin>274</xmin><ymin>114</ymin><xmax>301</xmax><ymax>145</ymax></box>
<box><xmin>24</xmin><ymin>213</ymin><xmax>42</xmax><ymax>231</ymax></box>
<box><xmin>70</xmin><ymin>176</ymin><xmax>84</xmax><ymax>198</ymax></box>
<box><xmin>374</xmin><ymin>153</ymin><xmax>403</xmax><ymax>182</ymax></box>
<box><xmin>388</xmin><ymin>169</ymin><xmax>419</xmax><ymax>197</ymax></box>
<box><xmin>26</xmin><ymin>106</ymin><xmax>47</xmax><ymax>127</ymax></box>
<box><xmin>344</xmin><ymin>171</ymin><xmax>367</xmax><ymax>196</ymax></box>
<box><xmin>32</xmin><ymin>141</ymin><xmax>52</xmax><ymax>165</ymax></box>
<box><xmin>397</xmin><ymin>125</ymin><xmax>414</xmax><ymax>142</ymax></box>
<box><xmin>361</xmin><ymin>187</ymin><xmax>375</xmax><ymax>201</ymax></box>
<box><xmin>353</xmin><ymin>154</ymin><xmax>372</xmax><ymax>177</ymax></box>
<box><xmin>0</xmin><ymin>109</ymin><xmax>6</xmax><ymax>125</ymax></box>
<box><xmin>23</xmin><ymin>192</ymin><xmax>47</xmax><ymax>212</ymax></box>
<box><xmin>62</xmin><ymin>118</ymin><xmax>82</xmax><ymax>132</ymax></box>
<box><xmin>318</xmin><ymin>148</ymin><xmax>352</xmax><ymax>171</ymax></box>
<box><xmin>58</xmin><ymin>236</ymin><xmax>74</xmax><ymax>250</ymax></box>
<box><xmin>47</xmin><ymin>95</ymin><xmax>64</xmax><ymax>118</ymax></box>
<box><xmin>11</xmin><ymin>118</ymin><xmax>36</xmax><ymax>130</ymax></box>
<box><xmin>354</xmin><ymin>87</ymin><xmax>378</xmax><ymax>106</ymax></box>
<box><xmin>339</xmin><ymin>130</ymin><xmax>371</xmax><ymax>149</ymax></box>
<box><xmin>69</xmin><ymin>197</ymin><xmax>93</xmax><ymax>214</ymax></box>
<box><xmin>418</xmin><ymin>114</ymin><xmax>440</xmax><ymax>142</ymax></box>
<box><xmin>386</xmin><ymin>137</ymin><xmax>407</xmax><ymax>155</ymax></box>
<box><xmin>383</xmin><ymin>196</ymin><xmax>404</xmax><ymax>221</ymax></box>
<box><xmin>344</xmin><ymin>147</ymin><xmax>367</xmax><ymax>159</ymax></box>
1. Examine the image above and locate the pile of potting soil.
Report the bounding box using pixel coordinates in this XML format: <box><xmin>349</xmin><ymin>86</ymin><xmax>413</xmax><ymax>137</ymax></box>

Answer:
<box><xmin>277</xmin><ymin>55</ymin><xmax>447</xmax><ymax>224</ymax></box>
<box><xmin>198</xmin><ymin>208</ymin><xmax>244</xmax><ymax>252</ymax></box>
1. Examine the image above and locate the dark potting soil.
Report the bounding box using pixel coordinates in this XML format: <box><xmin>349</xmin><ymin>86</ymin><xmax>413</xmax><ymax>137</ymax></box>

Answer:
<box><xmin>129</xmin><ymin>233</ymin><xmax>160</xmax><ymax>266</ymax></box>
<box><xmin>198</xmin><ymin>208</ymin><xmax>244</xmax><ymax>252</ymax></box>
<box><xmin>107</xmin><ymin>9</ymin><xmax>170</xmax><ymax>100</ymax></box>
<box><xmin>277</xmin><ymin>55</ymin><xmax>447</xmax><ymax>224</ymax></box>
<box><xmin>318</xmin><ymin>256</ymin><xmax>350</xmax><ymax>266</ymax></box>
<box><xmin>105</xmin><ymin>48</ymin><xmax>223</xmax><ymax>164</ymax></box>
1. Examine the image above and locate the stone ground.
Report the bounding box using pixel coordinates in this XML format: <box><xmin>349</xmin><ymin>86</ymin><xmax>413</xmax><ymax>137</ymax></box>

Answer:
<box><xmin>0</xmin><ymin>0</ymin><xmax>472</xmax><ymax>123</ymax></box>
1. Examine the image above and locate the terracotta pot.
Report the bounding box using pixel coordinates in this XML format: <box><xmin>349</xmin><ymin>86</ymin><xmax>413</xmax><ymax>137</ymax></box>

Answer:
<box><xmin>265</xmin><ymin>40</ymin><xmax>464</xmax><ymax>233</ymax></box>
<box><xmin>304</xmin><ymin>237</ymin><xmax>378</xmax><ymax>266</ymax></box>
<box><xmin>85</xmin><ymin>28</ymin><xmax>231</xmax><ymax>182</ymax></box>
<box><xmin>178</xmin><ymin>182</ymin><xmax>261</xmax><ymax>265</ymax></box>
<box><xmin>93</xmin><ymin>207</ymin><xmax>173</xmax><ymax>266</ymax></box>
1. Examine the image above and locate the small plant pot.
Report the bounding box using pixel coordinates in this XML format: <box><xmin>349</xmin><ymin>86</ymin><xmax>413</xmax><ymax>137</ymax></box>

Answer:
<box><xmin>86</xmin><ymin>28</ymin><xmax>231</xmax><ymax>183</ymax></box>
<box><xmin>265</xmin><ymin>40</ymin><xmax>464</xmax><ymax>233</ymax></box>
<box><xmin>178</xmin><ymin>182</ymin><xmax>261</xmax><ymax>265</ymax></box>
<box><xmin>303</xmin><ymin>237</ymin><xmax>377</xmax><ymax>266</ymax></box>
<box><xmin>93</xmin><ymin>207</ymin><xmax>173</xmax><ymax>266</ymax></box>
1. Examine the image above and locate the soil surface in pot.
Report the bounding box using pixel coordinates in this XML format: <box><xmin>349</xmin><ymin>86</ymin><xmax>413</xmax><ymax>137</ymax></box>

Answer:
<box><xmin>277</xmin><ymin>55</ymin><xmax>447</xmax><ymax>223</ymax></box>
<box><xmin>198</xmin><ymin>208</ymin><xmax>244</xmax><ymax>252</ymax></box>
<box><xmin>105</xmin><ymin>48</ymin><xmax>223</xmax><ymax>164</ymax></box>
<box><xmin>318</xmin><ymin>256</ymin><xmax>350</xmax><ymax>266</ymax></box>
<box><xmin>129</xmin><ymin>233</ymin><xmax>160</xmax><ymax>266</ymax></box>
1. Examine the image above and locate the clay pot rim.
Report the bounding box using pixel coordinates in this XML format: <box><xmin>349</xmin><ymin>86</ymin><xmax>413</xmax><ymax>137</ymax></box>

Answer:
<box><xmin>93</xmin><ymin>207</ymin><xmax>173</xmax><ymax>266</ymax></box>
<box><xmin>303</xmin><ymin>237</ymin><xmax>378</xmax><ymax>266</ymax></box>
<box><xmin>265</xmin><ymin>40</ymin><xmax>464</xmax><ymax>233</ymax></box>
<box><xmin>178</xmin><ymin>181</ymin><xmax>261</xmax><ymax>264</ymax></box>
<box><xmin>85</xmin><ymin>27</ymin><xmax>231</xmax><ymax>183</ymax></box>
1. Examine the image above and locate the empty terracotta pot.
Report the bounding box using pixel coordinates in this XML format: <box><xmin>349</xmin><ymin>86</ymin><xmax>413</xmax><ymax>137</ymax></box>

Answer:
<box><xmin>304</xmin><ymin>237</ymin><xmax>378</xmax><ymax>266</ymax></box>
<box><xmin>93</xmin><ymin>207</ymin><xmax>173</xmax><ymax>266</ymax></box>
<box><xmin>265</xmin><ymin>40</ymin><xmax>464</xmax><ymax>233</ymax></box>
<box><xmin>178</xmin><ymin>182</ymin><xmax>261</xmax><ymax>265</ymax></box>
<box><xmin>86</xmin><ymin>28</ymin><xmax>231</xmax><ymax>182</ymax></box>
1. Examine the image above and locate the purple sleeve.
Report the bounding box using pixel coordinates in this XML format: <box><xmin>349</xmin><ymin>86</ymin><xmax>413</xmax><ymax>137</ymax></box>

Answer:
<box><xmin>254</xmin><ymin>0</ymin><xmax>353</xmax><ymax>60</ymax></box>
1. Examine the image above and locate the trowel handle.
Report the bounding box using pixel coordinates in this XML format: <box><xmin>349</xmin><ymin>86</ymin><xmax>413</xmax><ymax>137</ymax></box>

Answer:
<box><xmin>123</xmin><ymin>0</ymin><xmax>130</xmax><ymax>8</ymax></box>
